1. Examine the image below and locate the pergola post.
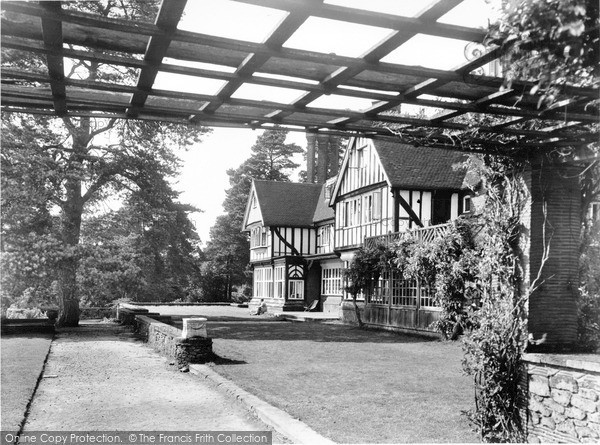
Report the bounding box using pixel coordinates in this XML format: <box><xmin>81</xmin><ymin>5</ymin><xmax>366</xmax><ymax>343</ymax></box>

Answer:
<box><xmin>523</xmin><ymin>157</ymin><xmax>582</xmax><ymax>351</ymax></box>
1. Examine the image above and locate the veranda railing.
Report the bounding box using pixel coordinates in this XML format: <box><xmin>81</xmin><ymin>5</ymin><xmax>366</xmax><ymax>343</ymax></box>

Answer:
<box><xmin>362</xmin><ymin>223</ymin><xmax>451</xmax><ymax>312</ymax></box>
<box><xmin>363</xmin><ymin>222</ymin><xmax>451</xmax><ymax>249</ymax></box>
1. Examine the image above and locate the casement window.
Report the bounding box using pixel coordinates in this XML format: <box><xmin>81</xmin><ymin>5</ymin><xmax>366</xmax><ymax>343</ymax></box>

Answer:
<box><xmin>391</xmin><ymin>277</ymin><xmax>418</xmax><ymax>307</ymax></box>
<box><xmin>373</xmin><ymin>192</ymin><xmax>382</xmax><ymax>220</ymax></box>
<box><xmin>318</xmin><ymin>225</ymin><xmax>332</xmax><ymax>247</ymax></box>
<box><xmin>351</xmin><ymin>199</ymin><xmax>361</xmax><ymax>226</ymax></box>
<box><xmin>352</xmin><ymin>145</ymin><xmax>365</xmax><ymax>169</ymax></box>
<box><xmin>274</xmin><ymin>265</ymin><xmax>285</xmax><ymax>298</ymax></box>
<box><xmin>253</xmin><ymin>267</ymin><xmax>273</xmax><ymax>298</ymax></box>
<box><xmin>363</xmin><ymin>192</ymin><xmax>382</xmax><ymax>223</ymax></box>
<box><xmin>321</xmin><ymin>267</ymin><xmax>343</xmax><ymax>296</ymax></box>
<box><xmin>462</xmin><ymin>195</ymin><xmax>472</xmax><ymax>214</ymax></box>
<box><xmin>288</xmin><ymin>280</ymin><xmax>304</xmax><ymax>299</ymax></box>
<box><xmin>420</xmin><ymin>286</ymin><xmax>436</xmax><ymax>308</ymax></box>
<box><xmin>363</xmin><ymin>195</ymin><xmax>373</xmax><ymax>223</ymax></box>
<box><xmin>368</xmin><ymin>271</ymin><xmax>390</xmax><ymax>304</ymax></box>
<box><xmin>251</xmin><ymin>227</ymin><xmax>268</xmax><ymax>248</ymax></box>
<box><xmin>340</xmin><ymin>201</ymin><xmax>354</xmax><ymax>228</ymax></box>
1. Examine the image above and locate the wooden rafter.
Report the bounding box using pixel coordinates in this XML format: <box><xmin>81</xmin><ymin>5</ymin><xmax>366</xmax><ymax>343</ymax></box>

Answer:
<box><xmin>127</xmin><ymin>0</ymin><xmax>187</xmax><ymax>118</ymax></box>
<box><xmin>40</xmin><ymin>2</ymin><xmax>66</xmax><ymax>116</ymax></box>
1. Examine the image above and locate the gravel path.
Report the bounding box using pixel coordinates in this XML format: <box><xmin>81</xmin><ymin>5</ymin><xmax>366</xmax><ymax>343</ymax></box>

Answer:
<box><xmin>21</xmin><ymin>321</ymin><xmax>285</xmax><ymax>438</ymax></box>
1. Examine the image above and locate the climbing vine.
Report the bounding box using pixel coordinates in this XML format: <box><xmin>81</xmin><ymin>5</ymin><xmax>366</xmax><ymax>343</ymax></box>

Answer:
<box><xmin>343</xmin><ymin>241</ymin><xmax>395</xmax><ymax>327</ymax></box>
<box><xmin>460</xmin><ymin>155</ymin><xmax>530</xmax><ymax>443</ymax></box>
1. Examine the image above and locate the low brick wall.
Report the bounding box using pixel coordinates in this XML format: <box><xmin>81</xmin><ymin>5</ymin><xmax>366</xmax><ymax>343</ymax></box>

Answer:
<box><xmin>134</xmin><ymin>315</ymin><xmax>213</xmax><ymax>367</ymax></box>
<box><xmin>524</xmin><ymin>353</ymin><xmax>600</xmax><ymax>443</ymax></box>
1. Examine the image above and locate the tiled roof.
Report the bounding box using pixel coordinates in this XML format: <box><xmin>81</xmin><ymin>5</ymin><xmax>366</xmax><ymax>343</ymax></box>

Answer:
<box><xmin>253</xmin><ymin>180</ymin><xmax>326</xmax><ymax>227</ymax></box>
<box><xmin>373</xmin><ymin>140</ymin><xmax>470</xmax><ymax>190</ymax></box>
<box><xmin>312</xmin><ymin>185</ymin><xmax>335</xmax><ymax>223</ymax></box>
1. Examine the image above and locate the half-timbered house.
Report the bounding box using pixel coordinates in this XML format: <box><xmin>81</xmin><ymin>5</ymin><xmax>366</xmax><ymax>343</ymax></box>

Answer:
<box><xmin>242</xmin><ymin>180</ymin><xmax>342</xmax><ymax>313</ymax></box>
<box><xmin>243</xmin><ymin>137</ymin><xmax>476</xmax><ymax>332</ymax></box>
<box><xmin>331</xmin><ymin>137</ymin><xmax>474</xmax><ymax>334</ymax></box>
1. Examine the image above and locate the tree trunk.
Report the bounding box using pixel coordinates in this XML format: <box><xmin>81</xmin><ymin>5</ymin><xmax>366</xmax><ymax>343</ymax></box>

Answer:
<box><xmin>57</xmin><ymin>214</ymin><xmax>82</xmax><ymax>326</ymax></box>
<box><xmin>57</xmin><ymin>135</ymin><xmax>86</xmax><ymax>326</ymax></box>
<box><xmin>352</xmin><ymin>293</ymin><xmax>364</xmax><ymax>327</ymax></box>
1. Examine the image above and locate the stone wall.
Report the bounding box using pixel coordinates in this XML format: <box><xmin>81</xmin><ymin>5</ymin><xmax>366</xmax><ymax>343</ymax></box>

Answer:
<box><xmin>134</xmin><ymin>315</ymin><xmax>213</xmax><ymax>368</ymax></box>
<box><xmin>524</xmin><ymin>353</ymin><xmax>600</xmax><ymax>443</ymax></box>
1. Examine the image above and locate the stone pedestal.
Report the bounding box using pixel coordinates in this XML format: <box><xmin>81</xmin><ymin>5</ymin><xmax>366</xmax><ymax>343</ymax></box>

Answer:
<box><xmin>181</xmin><ymin>317</ymin><xmax>207</xmax><ymax>338</ymax></box>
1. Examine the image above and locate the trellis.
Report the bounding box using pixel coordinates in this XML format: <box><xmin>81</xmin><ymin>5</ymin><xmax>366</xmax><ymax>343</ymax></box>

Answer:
<box><xmin>1</xmin><ymin>0</ymin><xmax>597</xmax><ymax>154</ymax></box>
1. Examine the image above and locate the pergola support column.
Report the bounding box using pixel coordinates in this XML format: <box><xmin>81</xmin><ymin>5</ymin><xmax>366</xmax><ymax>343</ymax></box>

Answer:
<box><xmin>523</xmin><ymin>158</ymin><xmax>582</xmax><ymax>351</ymax></box>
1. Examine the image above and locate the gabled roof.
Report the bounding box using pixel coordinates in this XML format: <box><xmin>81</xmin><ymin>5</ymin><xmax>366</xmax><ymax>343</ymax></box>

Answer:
<box><xmin>250</xmin><ymin>180</ymin><xmax>326</xmax><ymax>228</ymax></box>
<box><xmin>312</xmin><ymin>184</ymin><xmax>335</xmax><ymax>223</ymax></box>
<box><xmin>373</xmin><ymin>139</ymin><xmax>470</xmax><ymax>190</ymax></box>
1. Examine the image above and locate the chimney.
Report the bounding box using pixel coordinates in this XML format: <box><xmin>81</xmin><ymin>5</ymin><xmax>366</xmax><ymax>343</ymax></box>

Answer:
<box><xmin>317</xmin><ymin>133</ymin><xmax>329</xmax><ymax>183</ymax></box>
<box><xmin>306</xmin><ymin>132</ymin><xmax>316</xmax><ymax>183</ymax></box>
<box><xmin>329</xmin><ymin>135</ymin><xmax>340</xmax><ymax>176</ymax></box>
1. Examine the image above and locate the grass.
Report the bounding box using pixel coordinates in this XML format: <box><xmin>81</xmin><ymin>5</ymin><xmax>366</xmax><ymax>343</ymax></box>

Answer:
<box><xmin>1</xmin><ymin>333</ymin><xmax>53</xmax><ymax>432</ymax></box>
<box><xmin>205</xmin><ymin>319</ymin><xmax>479</xmax><ymax>444</ymax></box>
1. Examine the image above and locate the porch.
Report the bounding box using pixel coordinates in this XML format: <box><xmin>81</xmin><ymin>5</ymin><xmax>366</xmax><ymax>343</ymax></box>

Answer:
<box><xmin>346</xmin><ymin>223</ymin><xmax>452</xmax><ymax>334</ymax></box>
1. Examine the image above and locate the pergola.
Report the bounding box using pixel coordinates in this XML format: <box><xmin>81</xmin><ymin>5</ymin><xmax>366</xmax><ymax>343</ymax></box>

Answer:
<box><xmin>1</xmin><ymin>0</ymin><xmax>598</xmax><ymax>349</ymax></box>
<box><xmin>1</xmin><ymin>0</ymin><xmax>597</xmax><ymax>154</ymax></box>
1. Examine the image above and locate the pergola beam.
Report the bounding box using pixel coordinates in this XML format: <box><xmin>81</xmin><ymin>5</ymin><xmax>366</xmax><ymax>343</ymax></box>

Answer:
<box><xmin>127</xmin><ymin>0</ymin><xmax>187</xmax><ymax>118</ymax></box>
<box><xmin>1</xmin><ymin>0</ymin><xmax>597</xmax><ymax>150</ymax></box>
<box><xmin>40</xmin><ymin>2</ymin><xmax>66</xmax><ymax>116</ymax></box>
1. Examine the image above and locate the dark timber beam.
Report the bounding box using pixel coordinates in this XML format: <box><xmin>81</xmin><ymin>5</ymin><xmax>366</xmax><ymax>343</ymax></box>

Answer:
<box><xmin>198</xmin><ymin>1</ymin><xmax>321</xmax><ymax>116</ymax></box>
<box><xmin>127</xmin><ymin>0</ymin><xmax>187</xmax><ymax>118</ymax></box>
<box><xmin>271</xmin><ymin>0</ymin><xmax>465</xmax><ymax>123</ymax></box>
<box><xmin>40</xmin><ymin>2</ymin><xmax>66</xmax><ymax>116</ymax></box>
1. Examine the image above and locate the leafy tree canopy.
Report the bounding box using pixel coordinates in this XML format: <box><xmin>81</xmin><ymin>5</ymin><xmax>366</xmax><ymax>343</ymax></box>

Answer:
<box><xmin>1</xmin><ymin>0</ymin><xmax>211</xmax><ymax>325</ymax></box>
<box><xmin>488</xmin><ymin>0</ymin><xmax>599</xmax><ymax>107</ymax></box>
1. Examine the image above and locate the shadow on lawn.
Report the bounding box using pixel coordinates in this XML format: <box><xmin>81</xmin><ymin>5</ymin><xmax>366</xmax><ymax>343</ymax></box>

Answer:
<box><xmin>208</xmin><ymin>321</ymin><xmax>437</xmax><ymax>344</ymax></box>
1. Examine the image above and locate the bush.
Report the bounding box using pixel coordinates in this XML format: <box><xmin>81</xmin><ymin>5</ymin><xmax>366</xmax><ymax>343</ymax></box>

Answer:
<box><xmin>6</xmin><ymin>306</ymin><xmax>47</xmax><ymax>319</ymax></box>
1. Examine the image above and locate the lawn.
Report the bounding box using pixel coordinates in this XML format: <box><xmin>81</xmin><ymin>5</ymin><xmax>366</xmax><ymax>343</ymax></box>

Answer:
<box><xmin>1</xmin><ymin>333</ymin><xmax>54</xmax><ymax>432</ymax></box>
<box><xmin>205</xmin><ymin>320</ymin><xmax>479</xmax><ymax>444</ymax></box>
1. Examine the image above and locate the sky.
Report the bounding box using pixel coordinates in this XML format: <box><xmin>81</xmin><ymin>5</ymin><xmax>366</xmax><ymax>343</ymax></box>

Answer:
<box><xmin>173</xmin><ymin>128</ymin><xmax>307</xmax><ymax>245</ymax></box>
<box><xmin>160</xmin><ymin>0</ymin><xmax>498</xmax><ymax>245</ymax></box>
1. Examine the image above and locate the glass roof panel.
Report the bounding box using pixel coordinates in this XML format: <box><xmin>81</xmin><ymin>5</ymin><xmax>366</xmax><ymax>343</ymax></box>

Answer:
<box><xmin>153</xmin><ymin>72</ymin><xmax>226</xmax><ymax>96</ymax></box>
<box><xmin>307</xmin><ymin>95</ymin><xmax>375</xmax><ymax>111</ymax></box>
<box><xmin>437</xmin><ymin>0</ymin><xmax>500</xmax><ymax>28</ymax></box>
<box><xmin>162</xmin><ymin>58</ymin><xmax>236</xmax><ymax>73</ymax></box>
<box><xmin>254</xmin><ymin>72</ymin><xmax>320</xmax><ymax>86</ymax></box>
<box><xmin>231</xmin><ymin>84</ymin><xmax>308</xmax><ymax>105</ymax></box>
<box><xmin>381</xmin><ymin>34</ymin><xmax>472</xmax><ymax>70</ymax></box>
<box><xmin>324</xmin><ymin>0</ymin><xmax>437</xmax><ymax>17</ymax></box>
<box><xmin>178</xmin><ymin>1</ymin><xmax>288</xmax><ymax>43</ymax></box>
<box><xmin>283</xmin><ymin>17</ymin><xmax>394</xmax><ymax>58</ymax></box>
